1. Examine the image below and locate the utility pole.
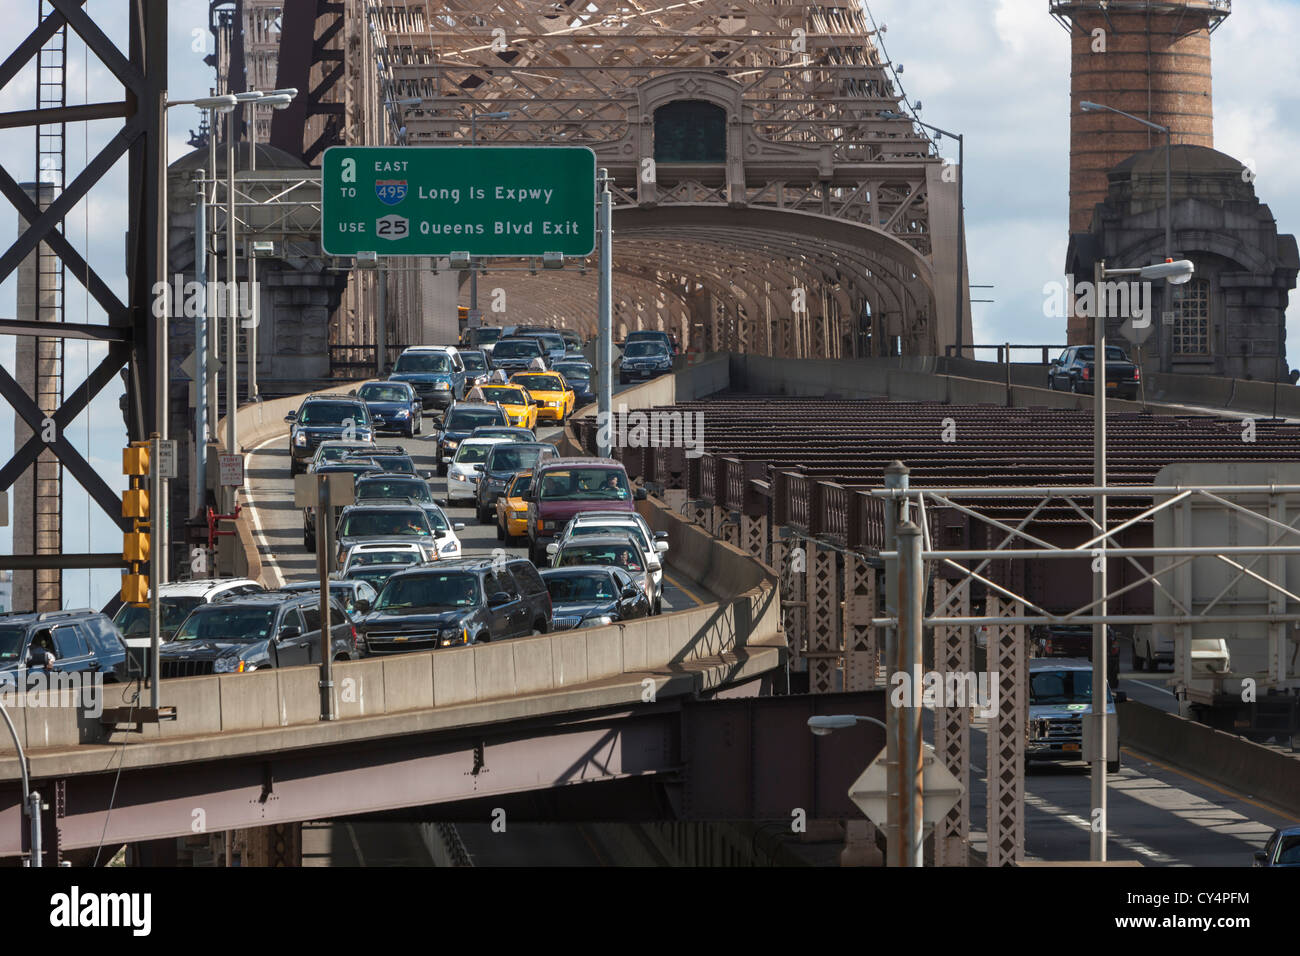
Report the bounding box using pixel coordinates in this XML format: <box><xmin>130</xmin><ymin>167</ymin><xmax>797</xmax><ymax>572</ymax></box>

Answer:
<box><xmin>317</xmin><ymin>474</ymin><xmax>335</xmax><ymax>721</ymax></box>
<box><xmin>1091</xmin><ymin>256</ymin><xmax>1109</xmax><ymax>862</ymax></box>
<box><xmin>896</xmin><ymin>519</ymin><xmax>925</xmax><ymax>867</ymax></box>
<box><xmin>882</xmin><ymin>460</ymin><xmax>909</xmax><ymax>865</ymax></box>
<box><xmin>596</xmin><ymin>168</ymin><xmax>613</xmax><ymax>457</ymax></box>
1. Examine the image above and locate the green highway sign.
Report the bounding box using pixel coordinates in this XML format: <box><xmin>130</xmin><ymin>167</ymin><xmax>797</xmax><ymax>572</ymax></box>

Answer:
<box><xmin>321</xmin><ymin>146</ymin><xmax>596</xmax><ymax>258</ymax></box>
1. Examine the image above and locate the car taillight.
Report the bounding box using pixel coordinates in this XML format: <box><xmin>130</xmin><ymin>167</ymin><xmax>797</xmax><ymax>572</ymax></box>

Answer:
<box><xmin>1045</xmin><ymin>638</ymin><xmax>1053</xmax><ymax>655</ymax></box>
<box><xmin>1133</xmin><ymin>368</ymin><xmax>1140</xmax><ymax>381</ymax></box>
<box><xmin>351</xmin><ymin>624</ymin><xmax>358</xmax><ymax>649</ymax></box>
<box><xmin>1081</xmin><ymin>367</ymin><xmax>1090</xmax><ymax>380</ymax></box>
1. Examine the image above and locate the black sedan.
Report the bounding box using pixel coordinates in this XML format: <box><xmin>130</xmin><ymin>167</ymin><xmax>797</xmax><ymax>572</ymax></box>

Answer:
<box><xmin>539</xmin><ymin>565</ymin><xmax>651</xmax><ymax>631</ymax></box>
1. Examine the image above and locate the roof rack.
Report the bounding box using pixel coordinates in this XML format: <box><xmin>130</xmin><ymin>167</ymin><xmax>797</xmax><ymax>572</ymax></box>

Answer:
<box><xmin>37</xmin><ymin>608</ymin><xmax>95</xmax><ymax>620</ymax></box>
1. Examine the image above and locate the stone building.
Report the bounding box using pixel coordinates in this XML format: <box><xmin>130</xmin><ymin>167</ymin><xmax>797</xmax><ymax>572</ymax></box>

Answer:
<box><xmin>1066</xmin><ymin>144</ymin><xmax>1298</xmax><ymax>381</ymax></box>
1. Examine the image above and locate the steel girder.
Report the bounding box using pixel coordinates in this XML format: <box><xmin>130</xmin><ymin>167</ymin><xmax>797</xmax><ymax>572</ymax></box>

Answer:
<box><xmin>0</xmin><ymin>0</ymin><xmax>165</xmax><ymax>543</ymax></box>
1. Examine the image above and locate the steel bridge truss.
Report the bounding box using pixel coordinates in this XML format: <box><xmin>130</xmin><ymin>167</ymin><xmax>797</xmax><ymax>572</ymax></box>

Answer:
<box><xmin>0</xmin><ymin>0</ymin><xmax>166</xmax><ymax>575</ymax></box>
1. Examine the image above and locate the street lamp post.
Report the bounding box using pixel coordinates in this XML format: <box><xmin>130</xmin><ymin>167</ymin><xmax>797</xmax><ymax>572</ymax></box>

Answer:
<box><xmin>1087</xmin><ymin>256</ymin><xmax>1195</xmax><ymax>861</ymax></box>
<box><xmin>880</xmin><ymin>111</ymin><xmax>964</xmax><ymax>359</ymax></box>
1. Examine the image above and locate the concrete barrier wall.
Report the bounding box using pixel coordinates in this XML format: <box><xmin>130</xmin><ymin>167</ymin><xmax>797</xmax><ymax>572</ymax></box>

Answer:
<box><xmin>1120</xmin><ymin>701</ymin><xmax>1300</xmax><ymax>817</ymax></box>
<box><xmin>6</xmin><ymin>490</ymin><xmax>781</xmax><ymax>753</ymax></box>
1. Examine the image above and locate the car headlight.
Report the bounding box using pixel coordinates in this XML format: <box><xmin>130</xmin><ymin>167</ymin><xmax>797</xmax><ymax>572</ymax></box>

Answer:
<box><xmin>445</xmin><ymin>440</ymin><xmax>459</xmax><ymax>450</ymax></box>
<box><xmin>294</xmin><ymin>432</ymin><xmax>307</xmax><ymax>446</ymax></box>
<box><xmin>214</xmin><ymin>655</ymin><xmax>253</xmax><ymax>674</ymax></box>
<box><xmin>580</xmin><ymin>615</ymin><xmax>614</xmax><ymax>629</ymax></box>
<box><xmin>435</xmin><ymin>381</ymin><xmax>451</xmax><ymax>390</ymax></box>
<box><xmin>395</xmin><ymin>408</ymin><xmax>410</xmax><ymax>419</ymax></box>
<box><xmin>440</xmin><ymin>538</ymin><xmax>459</xmax><ymax>553</ymax></box>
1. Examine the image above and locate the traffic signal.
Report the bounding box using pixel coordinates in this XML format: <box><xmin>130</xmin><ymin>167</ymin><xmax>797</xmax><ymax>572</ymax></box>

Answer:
<box><xmin>121</xmin><ymin>441</ymin><xmax>151</xmax><ymax>604</ymax></box>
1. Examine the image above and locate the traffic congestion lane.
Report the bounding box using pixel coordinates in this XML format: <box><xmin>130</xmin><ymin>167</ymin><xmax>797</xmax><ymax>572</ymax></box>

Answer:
<box><xmin>243</xmin><ymin>395</ymin><xmax>714</xmax><ymax>611</ymax></box>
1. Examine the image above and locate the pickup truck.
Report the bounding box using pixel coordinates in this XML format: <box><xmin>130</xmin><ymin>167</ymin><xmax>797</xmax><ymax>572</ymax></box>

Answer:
<box><xmin>1047</xmin><ymin>345</ymin><xmax>1140</xmax><ymax>400</ymax></box>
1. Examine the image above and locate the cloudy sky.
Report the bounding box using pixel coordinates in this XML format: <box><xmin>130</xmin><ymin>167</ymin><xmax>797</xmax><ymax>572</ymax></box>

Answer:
<box><xmin>0</xmin><ymin>0</ymin><xmax>1297</xmax><ymax>609</ymax></box>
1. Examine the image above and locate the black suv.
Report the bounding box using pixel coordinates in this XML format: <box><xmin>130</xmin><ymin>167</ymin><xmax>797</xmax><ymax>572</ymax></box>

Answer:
<box><xmin>301</xmin><ymin>459</ymin><xmax>387</xmax><ymax>552</ymax></box>
<box><xmin>287</xmin><ymin>396</ymin><xmax>375</xmax><ymax>476</ymax></box>
<box><xmin>0</xmin><ymin>610</ymin><xmax>127</xmax><ymax>681</ymax></box>
<box><xmin>334</xmin><ymin>502</ymin><xmax>440</xmax><ymax>568</ymax></box>
<box><xmin>1047</xmin><ymin>345</ymin><xmax>1140</xmax><ymax>400</ymax></box>
<box><xmin>434</xmin><ymin>403</ymin><xmax>510</xmax><ymax>475</ymax></box>
<box><xmin>158</xmin><ymin>592</ymin><xmax>358</xmax><ymax>677</ymax></box>
<box><xmin>356</xmin><ymin>557</ymin><xmax>549</xmax><ymax>653</ymax></box>
<box><xmin>474</xmin><ymin>441</ymin><xmax>560</xmax><ymax>524</ymax></box>
<box><xmin>489</xmin><ymin>337</ymin><xmax>547</xmax><ymax>374</ymax></box>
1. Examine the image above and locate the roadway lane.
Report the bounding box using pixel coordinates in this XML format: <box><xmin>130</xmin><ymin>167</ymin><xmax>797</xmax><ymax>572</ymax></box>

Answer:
<box><xmin>243</xmin><ymin>404</ymin><xmax>713</xmax><ymax>612</ymax></box>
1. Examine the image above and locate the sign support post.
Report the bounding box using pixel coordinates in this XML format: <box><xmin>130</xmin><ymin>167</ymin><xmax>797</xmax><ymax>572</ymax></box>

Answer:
<box><xmin>597</xmin><ymin>168</ymin><xmax>612</xmax><ymax>458</ymax></box>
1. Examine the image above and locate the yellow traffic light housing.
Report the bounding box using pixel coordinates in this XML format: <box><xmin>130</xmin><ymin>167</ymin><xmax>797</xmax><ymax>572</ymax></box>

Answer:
<box><xmin>121</xmin><ymin>441</ymin><xmax>152</xmax><ymax>605</ymax></box>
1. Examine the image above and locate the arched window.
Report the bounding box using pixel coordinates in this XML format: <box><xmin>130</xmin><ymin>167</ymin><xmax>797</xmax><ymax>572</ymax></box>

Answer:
<box><xmin>653</xmin><ymin>100</ymin><xmax>726</xmax><ymax>163</ymax></box>
<box><xmin>1173</xmin><ymin>278</ymin><xmax>1211</xmax><ymax>355</ymax></box>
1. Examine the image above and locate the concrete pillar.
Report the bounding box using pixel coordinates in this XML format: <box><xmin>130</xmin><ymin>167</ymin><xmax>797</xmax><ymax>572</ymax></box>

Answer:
<box><xmin>12</xmin><ymin>182</ymin><xmax>61</xmax><ymax>612</ymax></box>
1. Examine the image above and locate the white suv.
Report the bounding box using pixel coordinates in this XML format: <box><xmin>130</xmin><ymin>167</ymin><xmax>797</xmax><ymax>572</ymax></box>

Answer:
<box><xmin>112</xmin><ymin>577</ymin><xmax>265</xmax><ymax>642</ymax></box>
<box><xmin>549</xmin><ymin>511</ymin><xmax>669</xmax><ymax>611</ymax></box>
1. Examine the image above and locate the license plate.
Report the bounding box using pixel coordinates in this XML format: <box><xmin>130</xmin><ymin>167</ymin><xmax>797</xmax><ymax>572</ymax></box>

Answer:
<box><xmin>1063</xmin><ymin>742</ymin><xmax>1080</xmax><ymax>751</ymax></box>
<box><xmin>1106</xmin><ymin>382</ymin><xmax>1117</xmax><ymax>388</ymax></box>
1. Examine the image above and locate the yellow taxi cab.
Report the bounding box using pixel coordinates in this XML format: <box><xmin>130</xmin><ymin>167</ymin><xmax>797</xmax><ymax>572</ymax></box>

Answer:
<box><xmin>464</xmin><ymin>383</ymin><xmax>538</xmax><ymax>430</ymax></box>
<box><xmin>496</xmin><ymin>470</ymin><xmax>533</xmax><ymax>544</ymax></box>
<box><xmin>509</xmin><ymin>371</ymin><xmax>575</xmax><ymax>423</ymax></box>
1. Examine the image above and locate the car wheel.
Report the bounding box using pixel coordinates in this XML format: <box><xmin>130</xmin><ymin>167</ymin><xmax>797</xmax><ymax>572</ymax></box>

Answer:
<box><xmin>476</xmin><ymin>631</ymin><xmax>490</xmax><ymax>644</ymax></box>
<box><xmin>535</xmin><ymin>618</ymin><xmax>549</xmax><ymax>635</ymax></box>
<box><xmin>1108</xmin><ymin>756</ymin><xmax>1121</xmax><ymax>775</ymax></box>
<box><xmin>496</xmin><ymin>522</ymin><xmax>505</xmax><ymax>541</ymax></box>
<box><xmin>1048</xmin><ymin>374</ymin><xmax>1056</xmax><ymax>391</ymax></box>
<box><xmin>653</xmin><ymin>597</ymin><xmax>662</xmax><ymax>615</ymax></box>
<box><xmin>305</xmin><ymin>531</ymin><xmax>316</xmax><ymax>553</ymax></box>
<box><xmin>437</xmin><ymin>463</ymin><xmax>447</xmax><ymax>477</ymax></box>
<box><xmin>478</xmin><ymin>506</ymin><xmax>492</xmax><ymax>525</ymax></box>
<box><xmin>1069</xmin><ymin>378</ymin><xmax>1081</xmax><ymax>394</ymax></box>
<box><xmin>1135</xmin><ymin>642</ymin><xmax>1149</xmax><ymax>672</ymax></box>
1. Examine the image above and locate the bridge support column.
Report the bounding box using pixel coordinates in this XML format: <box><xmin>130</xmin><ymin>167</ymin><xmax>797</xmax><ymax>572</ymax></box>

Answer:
<box><xmin>985</xmin><ymin>594</ymin><xmax>1025</xmax><ymax>867</ymax></box>
<box><xmin>662</xmin><ymin>488</ymin><xmax>687</xmax><ymax>514</ymax></box>
<box><xmin>238</xmin><ymin>822</ymin><xmax>302</xmax><ymax>867</ymax></box>
<box><xmin>740</xmin><ymin>514</ymin><xmax>767</xmax><ymax>562</ymax></box>
<box><xmin>932</xmin><ymin>579</ymin><xmax>971</xmax><ymax>867</ymax></box>
<box><xmin>715</xmin><ymin>506</ymin><xmax>739</xmax><ymax>547</ymax></box>
<box><xmin>844</xmin><ymin>553</ymin><xmax>878</xmax><ymax>691</ymax></box>
<box><xmin>806</xmin><ymin>541</ymin><xmax>841</xmax><ymax>694</ymax></box>
<box><xmin>772</xmin><ymin>536</ymin><xmax>805</xmax><ymax>675</ymax></box>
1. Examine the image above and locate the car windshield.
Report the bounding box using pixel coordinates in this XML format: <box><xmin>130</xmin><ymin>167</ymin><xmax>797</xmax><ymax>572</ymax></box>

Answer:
<box><xmin>320</xmin><ymin>444</ymin><xmax>373</xmax><ymax>462</ymax></box>
<box><xmin>447</xmin><ymin>409</ymin><xmax>506</xmax><ymax>430</ymax></box>
<box><xmin>519</xmin><ymin>375</ymin><xmax>565</xmax><ymax>391</ymax></box>
<box><xmin>349</xmin><ymin>550</ymin><xmax>421</xmax><ymax>568</ymax></box>
<box><xmin>298</xmin><ymin>402</ymin><xmax>365</xmax><ymax>426</ymax></box>
<box><xmin>355</xmin><ymin>478</ymin><xmax>431</xmax><ymax>502</ymax></box>
<box><xmin>545</xmin><ymin>573</ymin><xmax>617</xmax><ymax>602</ymax></box>
<box><xmin>488</xmin><ymin>446</ymin><xmax>545</xmax><ymax>472</ymax></box>
<box><xmin>394</xmin><ymin>353</ymin><xmax>452</xmax><ymax>373</ymax></box>
<box><xmin>509</xmin><ymin>474</ymin><xmax>533</xmax><ymax>497</ymax></box>
<box><xmin>320</xmin><ymin>461</ymin><xmax>382</xmax><ymax>476</ymax></box>
<box><xmin>359</xmin><ymin>384</ymin><xmax>410</xmax><ymax>403</ymax></box>
<box><xmin>375</xmin><ymin>572</ymin><xmax>480</xmax><ymax>610</ymax></box>
<box><xmin>555</xmin><ymin>365</ymin><xmax>590</xmax><ymax>381</ymax></box>
<box><xmin>424</xmin><ymin>507</ymin><xmax>451</xmax><ymax>534</ymax></box>
<box><xmin>493</xmin><ymin>340</ymin><xmax>542</xmax><ymax>359</ymax></box>
<box><xmin>1029</xmin><ymin>670</ymin><xmax>1111</xmax><ymax>706</ymax></box>
<box><xmin>627</xmin><ymin>332</ymin><xmax>664</xmax><ymax>343</ymax></box>
<box><xmin>479</xmin><ymin>386</ymin><xmax>530</xmax><ymax>405</ymax></box>
<box><xmin>339</xmin><ymin>510</ymin><xmax>432</xmax><ymax>537</ymax></box>
<box><xmin>538</xmin><ymin>468</ymin><xmax>630</xmax><ymax>501</ymax></box>
<box><xmin>535</xmin><ymin>334</ymin><xmax>564</xmax><ymax>352</ymax></box>
<box><xmin>473</xmin><ymin>328</ymin><xmax>503</xmax><ymax>344</ymax></box>
<box><xmin>455</xmin><ymin>443</ymin><xmax>497</xmax><ymax>464</ymax></box>
<box><xmin>346</xmin><ymin>567</ymin><xmax>403</xmax><ymax>588</ymax></box>
<box><xmin>558</xmin><ymin>544</ymin><xmax>642</xmax><ymax>571</ymax></box>
<box><xmin>114</xmin><ymin>596</ymin><xmax>203</xmax><ymax>637</ymax></box>
<box><xmin>571</xmin><ymin>523</ymin><xmax>648</xmax><ymax>550</ymax></box>
<box><xmin>1277</xmin><ymin>835</ymin><xmax>1300</xmax><ymax>865</ymax></box>
<box><xmin>0</xmin><ymin>627</ymin><xmax>27</xmax><ymax>661</ymax></box>
<box><xmin>369</xmin><ymin>456</ymin><xmax>415</xmax><ymax>475</ymax></box>
<box><xmin>1074</xmin><ymin>346</ymin><xmax>1128</xmax><ymax>362</ymax></box>
<box><xmin>461</xmin><ymin>352</ymin><xmax>488</xmax><ymax>372</ymax></box>
<box><xmin>173</xmin><ymin>606</ymin><xmax>277</xmax><ymax>643</ymax></box>
<box><xmin>624</xmin><ymin>342</ymin><xmax>667</xmax><ymax>358</ymax></box>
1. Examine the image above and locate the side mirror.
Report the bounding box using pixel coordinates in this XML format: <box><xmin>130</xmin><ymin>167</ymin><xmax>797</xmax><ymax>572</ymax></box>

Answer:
<box><xmin>647</xmin><ymin>560</ymin><xmax>662</xmax><ymax>573</ymax></box>
<box><xmin>488</xmin><ymin>591</ymin><xmax>512</xmax><ymax>608</ymax></box>
<box><xmin>353</xmin><ymin>598</ymin><xmax>371</xmax><ymax>614</ymax></box>
<box><xmin>422</xmin><ymin>470</ymin><xmax>434</xmax><ymax>480</ymax></box>
<box><xmin>453</xmin><ymin>522</ymin><xmax>465</xmax><ymax>531</ymax></box>
<box><xmin>472</xmin><ymin>464</ymin><xmax>484</xmax><ymax>472</ymax></box>
<box><xmin>284</xmin><ymin>410</ymin><xmax>297</xmax><ymax>422</ymax></box>
<box><xmin>654</xmin><ymin>540</ymin><xmax>669</xmax><ymax>553</ymax></box>
<box><xmin>278</xmin><ymin>624</ymin><xmax>301</xmax><ymax>640</ymax></box>
<box><xmin>348</xmin><ymin>389</ymin><xmax>357</xmax><ymax>396</ymax></box>
<box><xmin>545</xmin><ymin>543</ymin><xmax>559</xmax><ymax>556</ymax></box>
<box><xmin>634</xmin><ymin>487</ymin><xmax>647</xmax><ymax>500</ymax></box>
<box><xmin>1254</xmin><ymin>851</ymin><xmax>1268</xmax><ymax>865</ymax></box>
<box><xmin>622</xmin><ymin>586</ymin><xmax>637</xmax><ymax>599</ymax></box>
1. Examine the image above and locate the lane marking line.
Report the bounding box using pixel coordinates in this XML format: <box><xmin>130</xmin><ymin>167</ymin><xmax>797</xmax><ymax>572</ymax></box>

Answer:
<box><xmin>243</xmin><ymin>433</ymin><xmax>286</xmax><ymax>588</ymax></box>
<box><xmin>662</xmin><ymin>568</ymin><xmax>703</xmax><ymax>607</ymax></box>
<box><xmin>1123</xmin><ymin>748</ymin><xmax>1300</xmax><ymax>824</ymax></box>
